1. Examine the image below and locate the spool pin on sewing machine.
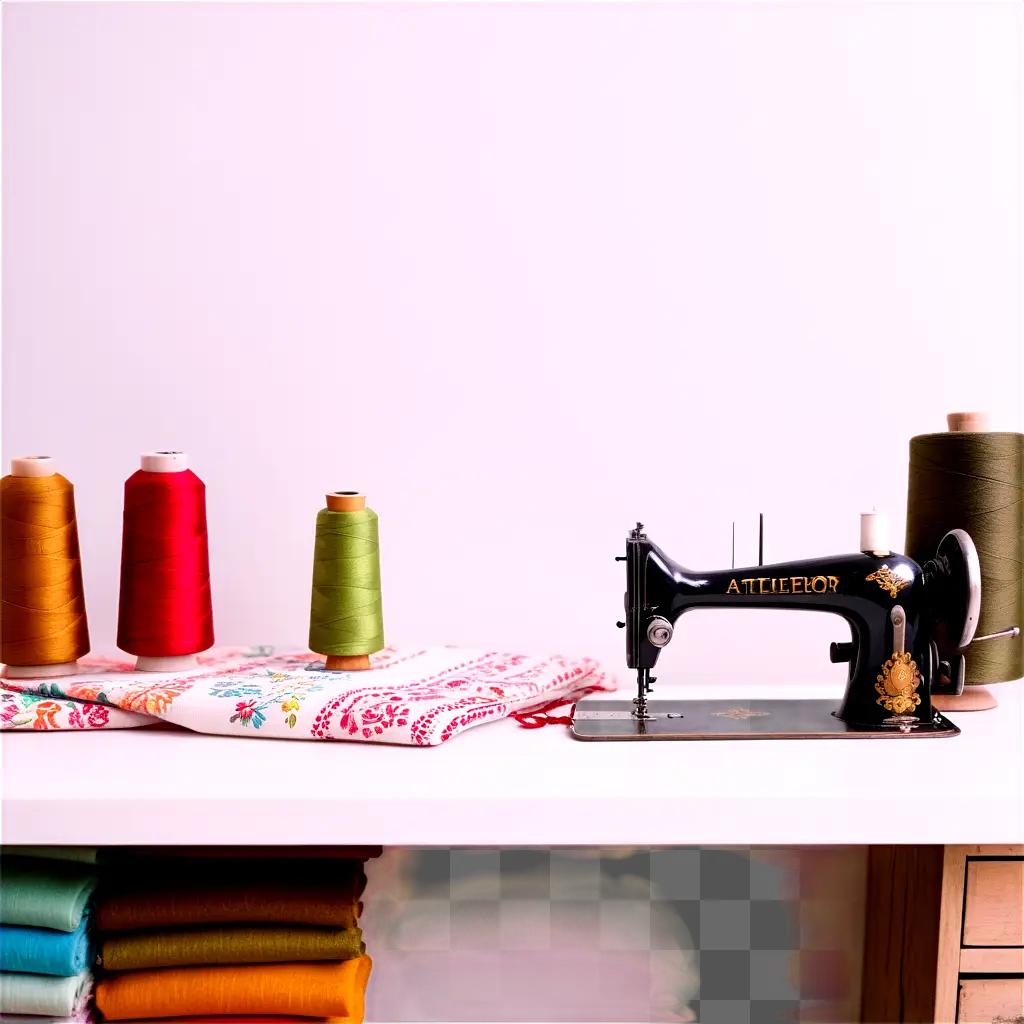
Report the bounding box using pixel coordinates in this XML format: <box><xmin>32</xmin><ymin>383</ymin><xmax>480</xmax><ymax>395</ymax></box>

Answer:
<box><xmin>572</xmin><ymin>514</ymin><xmax>1019</xmax><ymax>740</ymax></box>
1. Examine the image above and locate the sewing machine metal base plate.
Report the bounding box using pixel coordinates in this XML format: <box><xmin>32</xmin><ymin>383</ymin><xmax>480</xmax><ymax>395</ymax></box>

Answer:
<box><xmin>571</xmin><ymin>699</ymin><xmax>960</xmax><ymax>741</ymax></box>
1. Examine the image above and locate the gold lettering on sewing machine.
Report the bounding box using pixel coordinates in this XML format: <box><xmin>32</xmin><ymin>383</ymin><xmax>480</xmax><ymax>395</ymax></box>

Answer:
<box><xmin>726</xmin><ymin>575</ymin><xmax>839</xmax><ymax>596</ymax></box>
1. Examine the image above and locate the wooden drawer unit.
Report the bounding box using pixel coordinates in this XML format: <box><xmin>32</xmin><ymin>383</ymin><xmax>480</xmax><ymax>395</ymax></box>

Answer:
<box><xmin>963</xmin><ymin>859</ymin><xmax>1024</xmax><ymax>947</ymax></box>
<box><xmin>957</xmin><ymin>977</ymin><xmax>1024</xmax><ymax>1023</ymax></box>
<box><xmin>861</xmin><ymin>847</ymin><xmax>1024</xmax><ymax>1022</ymax></box>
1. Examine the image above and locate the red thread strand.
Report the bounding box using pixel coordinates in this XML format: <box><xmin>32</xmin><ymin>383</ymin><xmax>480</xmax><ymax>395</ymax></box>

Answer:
<box><xmin>117</xmin><ymin>469</ymin><xmax>214</xmax><ymax>657</ymax></box>
<box><xmin>511</xmin><ymin>692</ymin><xmax>598</xmax><ymax>729</ymax></box>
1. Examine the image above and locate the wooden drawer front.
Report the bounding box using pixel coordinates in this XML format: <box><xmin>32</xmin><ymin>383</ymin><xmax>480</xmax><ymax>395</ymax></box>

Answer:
<box><xmin>963</xmin><ymin>860</ymin><xmax>1024</xmax><ymax>946</ymax></box>
<box><xmin>960</xmin><ymin>947</ymin><xmax>1024</xmax><ymax>973</ymax></box>
<box><xmin>958</xmin><ymin>978</ymin><xmax>1024</xmax><ymax>1022</ymax></box>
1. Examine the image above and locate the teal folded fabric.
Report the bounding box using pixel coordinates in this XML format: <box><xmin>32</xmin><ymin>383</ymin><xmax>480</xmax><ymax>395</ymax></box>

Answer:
<box><xmin>0</xmin><ymin>969</ymin><xmax>90</xmax><ymax>1016</ymax></box>
<box><xmin>0</xmin><ymin>859</ymin><xmax>96</xmax><ymax>932</ymax></box>
<box><xmin>4</xmin><ymin>848</ymin><xmax>99</xmax><ymax>865</ymax></box>
<box><xmin>0</xmin><ymin>912</ymin><xmax>93</xmax><ymax>976</ymax></box>
<box><xmin>0</xmin><ymin>1017</ymin><xmax>85</xmax><ymax>1023</ymax></box>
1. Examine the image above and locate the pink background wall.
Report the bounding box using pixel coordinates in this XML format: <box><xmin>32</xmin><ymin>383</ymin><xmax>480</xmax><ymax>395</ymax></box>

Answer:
<box><xmin>3</xmin><ymin>2</ymin><xmax>1020</xmax><ymax>682</ymax></box>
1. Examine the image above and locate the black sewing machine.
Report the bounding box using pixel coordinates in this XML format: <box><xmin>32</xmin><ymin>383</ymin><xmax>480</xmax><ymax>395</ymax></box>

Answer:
<box><xmin>572</xmin><ymin>517</ymin><xmax>1007</xmax><ymax>740</ymax></box>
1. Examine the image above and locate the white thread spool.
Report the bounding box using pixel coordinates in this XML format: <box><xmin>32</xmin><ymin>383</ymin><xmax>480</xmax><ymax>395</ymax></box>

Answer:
<box><xmin>140</xmin><ymin>451</ymin><xmax>189</xmax><ymax>473</ymax></box>
<box><xmin>3</xmin><ymin>457</ymin><xmax>81</xmax><ymax>679</ymax></box>
<box><xmin>860</xmin><ymin>511</ymin><xmax>890</xmax><ymax>557</ymax></box>
<box><xmin>10</xmin><ymin>455</ymin><xmax>59</xmax><ymax>478</ymax></box>
<box><xmin>131</xmin><ymin>452</ymin><xmax>200</xmax><ymax>674</ymax></box>
<box><xmin>946</xmin><ymin>411</ymin><xmax>990</xmax><ymax>433</ymax></box>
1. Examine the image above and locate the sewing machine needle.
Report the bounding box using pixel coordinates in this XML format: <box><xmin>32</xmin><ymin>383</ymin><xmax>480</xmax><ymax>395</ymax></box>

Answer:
<box><xmin>759</xmin><ymin>513</ymin><xmax>764</xmax><ymax>566</ymax></box>
<box><xmin>732</xmin><ymin>522</ymin><xmax>735</xmax><ymax>569</ymax></box>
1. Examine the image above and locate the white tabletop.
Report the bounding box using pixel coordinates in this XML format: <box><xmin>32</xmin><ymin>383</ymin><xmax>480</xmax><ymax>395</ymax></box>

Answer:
<box><xmin>3</xmin><ymin>683</ymin><xmax>1022</xmax><ymax>847</ymax></box>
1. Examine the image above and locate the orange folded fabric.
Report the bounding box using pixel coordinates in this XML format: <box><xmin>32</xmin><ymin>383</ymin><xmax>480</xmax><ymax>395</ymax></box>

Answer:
<box><xmin>97</xmin><ymin>879</ymin><xmax>364</xmax><ymax>932</ymax></box>
<box><xmin>96</xmin><ymin>955</ymin><xmax>371</xmax><ymax>1022</ymax></box>
<box><xmin>109</xmin><ymin>1018</ymin><xmax>345</xmax><ymax>1023</ymax></box>
<box><xmin>106</xmin><ymin>1018</ymin><xmax>351</xmax><ymax>1023</ymax></box>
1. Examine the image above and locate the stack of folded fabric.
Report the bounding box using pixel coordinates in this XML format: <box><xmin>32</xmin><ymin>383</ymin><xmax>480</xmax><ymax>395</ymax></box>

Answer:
<box><xmin>93</xmin><ymin>849</ymin><xmax>374</xmax><ymax>1023</ymax></box>
<box><xmin>0</xmin><ymin>850</ymin><xmax>99</xmax><ymax>1023</ymax></box>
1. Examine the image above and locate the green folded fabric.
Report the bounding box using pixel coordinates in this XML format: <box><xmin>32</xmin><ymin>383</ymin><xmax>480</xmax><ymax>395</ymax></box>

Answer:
<box><xmin>0</xmin><ymin>858</ymin><xmax>97</xmax><ymax>932</ymax></box>
<box><xmin>0</xmin><ymin>969</ymin><xmax>90</xmax><ymax>1017</ymax></box>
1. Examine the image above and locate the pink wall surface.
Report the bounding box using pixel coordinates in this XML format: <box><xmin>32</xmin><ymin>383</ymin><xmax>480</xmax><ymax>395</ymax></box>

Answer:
<box><xmin>3</xmin><ymin>3</ymin><xmax>1020</xmax><ymax>680</ymax></box>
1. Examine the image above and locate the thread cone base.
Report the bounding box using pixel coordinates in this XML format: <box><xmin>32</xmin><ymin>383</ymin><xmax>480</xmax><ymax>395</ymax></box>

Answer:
<box><xmin>325</xmin><ymin>654</ymin><xmax>371</xmax><ymax>672</ymax></box>
<box><xmin>134</xmin><ymin>654</ymin><xmax>199</xmax><ymax>673</ymax></box>
<box><xmin>3</xmin><ymin>661</ymin><xmax>79</xmax><ymax>679</ymax></box>
<box><xmin>932</xmin><ymin>687</ymin><xmax>999</xmax><ymax>712</ymax></box>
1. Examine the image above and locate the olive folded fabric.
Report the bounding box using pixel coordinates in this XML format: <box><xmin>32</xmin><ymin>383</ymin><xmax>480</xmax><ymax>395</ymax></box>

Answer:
<box><xmin>0</xmin><ymin>913</ymin><xmax>93</xmax><ymax>975</ymax></box>
<box><xmin>97</xmin><ymin>877</ymin><xmax>364</xmax><ymax>932</ymax></box>
<box><xmin>96</xmin><ymin>955</ymin><xmax>372</xmax><ymax>1021</ymax></box>
<box><xmin>100</xmin><ymin>923</ymin><xmax>364</xmax><ymax>970</ymax></box>
<box><xmin>0</xmin><ymin>969</ymin><xmax>91</xmax><ymax>1017</ymax></box>
<box><xmin>0</xmin><ymin>859</ymin><xmax>96</xmax><ymax>932</ymax></box>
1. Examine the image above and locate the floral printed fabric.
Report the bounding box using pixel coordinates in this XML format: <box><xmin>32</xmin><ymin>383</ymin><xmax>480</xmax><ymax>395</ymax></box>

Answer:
<box><xmin>1</xmin><ymin>688</ymin><xmax>147</xmax><ymax>732</ymax></box>
<box><xmin>0</xmin><ymin>647</ymin><xmax>613</xmax><ymax>746</ymax></box>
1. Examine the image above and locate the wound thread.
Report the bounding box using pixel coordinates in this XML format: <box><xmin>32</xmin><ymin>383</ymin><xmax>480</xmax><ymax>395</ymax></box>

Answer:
<box><xmin>117</xmin><ymin>465</ymin><xmax>214</xmax><ymax>658</ymax></box>
<box><xmin>906</xmin><ymin>430</ymin><xmax>1024</xmax><ymax>684</ymax></box>
<box><xmin>308</xmin><ymin>498</ymin><xmax>384</xmax><ymax>660</ymax></box>
<box><xmin>0</xmin><ymin>470</ymin><xmax>90</xmax><ymax>667</ymax></box>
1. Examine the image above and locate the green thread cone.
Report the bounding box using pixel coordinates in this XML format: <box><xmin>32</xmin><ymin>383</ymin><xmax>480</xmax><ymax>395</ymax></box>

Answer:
<box><xmin>309</xmin><ymin>506</ymin><xmax>384</xmax><ymax>657</ymax></box>
<box><xmin>906</xmin><ymin>430</ymin><xmax>1024</xmax><ymax>684</ymax></box>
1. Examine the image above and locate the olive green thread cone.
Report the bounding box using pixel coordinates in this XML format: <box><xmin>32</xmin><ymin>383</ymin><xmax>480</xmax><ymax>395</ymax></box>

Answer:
<box><xmin>309</xmin><ymin>507</ymin><xmax>384</xmax><ymax>657</ymax></box>
<box><xmin>907</xmin><ymin>431</ymin><xmax>1023</xmax><ymax>684</ymax></box>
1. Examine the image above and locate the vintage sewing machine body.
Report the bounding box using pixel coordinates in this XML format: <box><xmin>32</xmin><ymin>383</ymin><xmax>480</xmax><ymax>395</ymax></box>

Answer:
<box><xmin>572</xmin><ymin>521</ymin><xmax>984</xmax><ymax>741</ymax></box>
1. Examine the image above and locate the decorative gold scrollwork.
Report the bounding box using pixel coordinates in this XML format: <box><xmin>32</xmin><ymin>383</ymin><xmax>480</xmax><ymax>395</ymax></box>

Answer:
<box><xmin>866</xmin><ymin>565</ymin><xmax>910</xmax><ymax>599</ymax></box>
<box><xmin>875</xmin><ymin>651</ymin><xmax>921</xmax><ymax>714</ymax></box>
<box><xmin>711</xmin><ymin>707</ymin><xmax>770</xmax><ymax>720</ymax></box>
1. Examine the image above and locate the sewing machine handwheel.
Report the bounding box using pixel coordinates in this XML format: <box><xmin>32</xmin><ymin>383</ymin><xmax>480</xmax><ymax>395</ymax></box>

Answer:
<box><xmin>934</xmin><ymin>529</ymin><xmax>982</xmax><ymax>650</ymax></box>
